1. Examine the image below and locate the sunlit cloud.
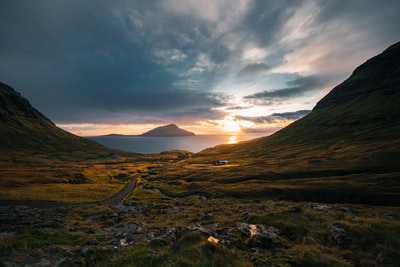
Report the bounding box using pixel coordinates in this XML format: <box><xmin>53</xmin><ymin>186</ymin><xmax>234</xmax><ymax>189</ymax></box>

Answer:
<box><xmin>0</xmin><ymin>0</ymin><xmax>399</xmax><ymax>135</ymax></box>
<box><xmin>241</xmin><ymin>45</ymin><xmax>269</xmax><ymax>61</ymax></box>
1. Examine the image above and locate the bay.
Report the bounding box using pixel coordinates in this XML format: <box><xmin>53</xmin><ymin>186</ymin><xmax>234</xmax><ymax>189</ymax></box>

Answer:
<box><xmin>88</xmin><ymin>133</ymin><xmax>266</xmax><ymax>154</ymax></box>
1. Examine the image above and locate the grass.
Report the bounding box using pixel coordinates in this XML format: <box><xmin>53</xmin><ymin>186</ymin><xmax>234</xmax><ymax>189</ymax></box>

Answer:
<box><xmin>0</xmin><ymin>160</ymin><xmax>164</xmax><ymax>202</ymax></box>
<box><xmin>138</xmin><ymin>161</ymin><xmax>400</xmax><ymax>205</ymax></box>
<box><xmin>119</xmin><ymin>164</ymin><xmax>400</xmax><ymax>266</ymax></box>
<box><xmin>96</xmin><ymin>238</ymin><xmax>252</xmax><ymax>267</ymax></box>
<box><xmin>0</xmin><ymin>183</ymin><xmax>123</xmax><ymax>203</ymax></box>
<box><xmin>0</xmin><ymin>141</ymin><xmax>399</xmax><ymax>265</ymax></box>
<box><xmin>1</xmin><ymin>175</ymin><xmax>400</xmax><ymax>266</ymax></box>
<box><xmin>80</xmin><ymin>196</ymin><xmax>400</xmax><ymax>266</ymax></box>
<box><xmin>1</xmin><ymin>230</ymin><xmax>79</xmax><ymax>252</ymax></box>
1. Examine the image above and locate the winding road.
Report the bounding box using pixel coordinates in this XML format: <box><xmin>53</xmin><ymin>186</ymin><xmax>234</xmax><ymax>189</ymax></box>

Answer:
<box><xmin>97</xmin><ymin>174</ymin><xmax>138</xmax><ymax>205</ymax></box>
<box><xmin>0</xmin><ymin>175</ymin><xmax>139</xmax><ymax>208</ymax></box>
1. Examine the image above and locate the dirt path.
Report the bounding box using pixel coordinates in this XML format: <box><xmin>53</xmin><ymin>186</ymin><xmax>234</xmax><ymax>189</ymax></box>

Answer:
<box><xmin>0</xmin><ymin>175</ymin><xmax>139</xmax><ymax>208</ymax></box>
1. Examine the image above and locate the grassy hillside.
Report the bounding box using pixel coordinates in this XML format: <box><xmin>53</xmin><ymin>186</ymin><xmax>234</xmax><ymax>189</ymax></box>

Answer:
<box><xmin>148</xmin><ymin>42</ymin><xmax>400</xmax><ymax>205</ymax></box>
<box><xmin>194</xmin><ymin>42</ymin><xmax>400</xmax><ymax>173</ymax></box>
<box><xmin>0</xmin><ymin>82</ymin><xmax>129</xmax><ymax>162</ymax></box>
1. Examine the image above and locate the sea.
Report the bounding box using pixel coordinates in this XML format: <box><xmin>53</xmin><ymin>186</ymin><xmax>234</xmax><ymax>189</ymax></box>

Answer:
<box><xmin>88</xmin><ymin>133</ymin><xmax>266</xmax><ymax>154</ymax></box>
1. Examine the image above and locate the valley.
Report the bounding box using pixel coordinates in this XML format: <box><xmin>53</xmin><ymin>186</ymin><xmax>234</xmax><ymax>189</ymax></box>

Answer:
<box><xmin>1</xmin><ymin>154</ymin><xmax>399</xmax><ymax>266</ymax></box>
<box><xmin>1</xmin><ymin>42</ymin><xmax>400</xmax><ymax>266</ymax></box>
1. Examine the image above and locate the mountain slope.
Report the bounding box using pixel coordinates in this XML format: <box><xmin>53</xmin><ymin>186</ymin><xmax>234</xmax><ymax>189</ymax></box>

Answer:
<box><xmin>0</xmin><ymin>82</ymin><xmax>119</xmax><ymax>161</ymax></box>
<box><xmin>142</xmin><ymin>124</ymin><xmax>195</xmax><ymax>137</ymax></box>
<box><xmin>195</xmin><ymin>42</ymin><xmax>400</xmax><ymax>172</ymax></box>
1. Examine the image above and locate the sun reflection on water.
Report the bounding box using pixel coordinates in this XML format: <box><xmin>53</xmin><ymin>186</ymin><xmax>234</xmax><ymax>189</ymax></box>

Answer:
<box><xmin>228</xmin><ymin>135</ymin><xmax>238</xmax><ymax>144</ymax></box>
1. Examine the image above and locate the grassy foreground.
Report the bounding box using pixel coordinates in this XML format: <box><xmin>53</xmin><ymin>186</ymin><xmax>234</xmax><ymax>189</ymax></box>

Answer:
<box><xmin>1</xmin><ymin>155</ymin><xmax>399</xmax><ymax>266</ymax></box>
<box><xmin>0</xmin><ymin>151</ymin><xmax>183</xmax><ymax>203</ymax></box>
<box><xmin>1</xmin><ymin>192</ymin><xmax>399</xmax><ymax>266</ymax></box>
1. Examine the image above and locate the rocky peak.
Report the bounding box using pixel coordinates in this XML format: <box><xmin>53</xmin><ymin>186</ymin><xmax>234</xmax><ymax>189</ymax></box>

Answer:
<box><xmin>0</xmin><ymin>82</ymin><xmax>50</xmax><ymax>122</ymax></box>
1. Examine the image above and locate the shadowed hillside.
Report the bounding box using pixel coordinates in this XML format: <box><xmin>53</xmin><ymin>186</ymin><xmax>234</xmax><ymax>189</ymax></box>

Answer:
<box><xmin>0</xmin><ymin>82</ymin><xmax>125</xmax><ymax>162</ymax></box>
<box><xmin>149</xmin><ymin>42</ymin><xmax>400</xmax><ymax>205</ymax></box>
<box><xmin>195</xmin><ymin>42</ymin><xmax>400</xmax><ymax>173</ymax></box>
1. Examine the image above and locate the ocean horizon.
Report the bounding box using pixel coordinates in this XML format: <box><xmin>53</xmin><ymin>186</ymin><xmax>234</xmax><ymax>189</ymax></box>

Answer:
<box><xmin>87</xmin><ymin>133</ymin><xmax>266</xmax><ymax>154</ymax></box>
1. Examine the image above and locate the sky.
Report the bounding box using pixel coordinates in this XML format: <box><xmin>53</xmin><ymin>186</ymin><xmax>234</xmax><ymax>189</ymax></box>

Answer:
<box><xmin>1</xmin><ymin>0</ymin><xmax>399</xmax><ymax>136</ymax></box>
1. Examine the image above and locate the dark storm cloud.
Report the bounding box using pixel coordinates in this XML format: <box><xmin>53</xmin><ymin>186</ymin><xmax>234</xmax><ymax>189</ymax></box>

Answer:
<box><xmin>236</xmin><ymin>110</ymin><xmax>310</xmax><ymax>124</ymax></box>
<box><xmin>0</xmin><ymin>0</ymin><xmax>399</xmax><ymax>127</ymax></box>
<box><xmin>315</xmin><ymin>0</ymin><xmax>400</xmax><ymax>42</ymax></box>
<box><xmin>45</xmin><ymin>89</ymin><xmax>228</xmax><ymax>123</ymax></box>
<box><xmin>237</xmin><ymin>63</ymin><xmax>272</xmax><ymax>78</ymax></box>
<box><xmin>244</xmin><ymin>75</ymin><xmax>323</xmax><ymax>101</ymax></box>
<box><xmin>0</xmin><ymin>0</ymin><xmax>239</xmax><ymax>124</ymax></box>
<box><xmin>241</xmin><ymin>1</ymin><xmax>300</xmax><ymax>44</ymax></box>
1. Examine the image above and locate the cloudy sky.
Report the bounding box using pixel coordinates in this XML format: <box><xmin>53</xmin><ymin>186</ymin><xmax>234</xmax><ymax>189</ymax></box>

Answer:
<box><xmin>1</xmin><ymin>0</ymin><xmax>399</xmax><ymax>135</ymax></box>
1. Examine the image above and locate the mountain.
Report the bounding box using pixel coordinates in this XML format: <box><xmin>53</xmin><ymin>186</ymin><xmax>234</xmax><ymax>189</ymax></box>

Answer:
<box><xmin>195</xmin><ymin>42</ymin><xmax>400</xmax><ymax>173</ymax></box>
<box><xmin>0</xmin><ymin>82</ymin><xmax>120</xmax><ymax>161</ymax></box>
<box><xmin>141</xmin><ymin>124</ymin><xmax>195</xmax><ymax>137</ymax></box>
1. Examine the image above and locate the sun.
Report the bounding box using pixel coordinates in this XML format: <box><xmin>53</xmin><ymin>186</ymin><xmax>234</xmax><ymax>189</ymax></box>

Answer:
<box><xmin>220</xmin><ymin>117</ymin><xmax>241</xmax><ymax>133</ymax></box>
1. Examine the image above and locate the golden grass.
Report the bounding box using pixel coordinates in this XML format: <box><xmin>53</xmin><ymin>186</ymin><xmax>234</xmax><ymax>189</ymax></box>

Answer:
<box><xmin>0</xmin><ymin>161</ymin><xmax>158</xmax><ymax>202</ymax></box>
<box><xmin>0</xmin><ymin>183</ymin><xmax>124</xmax><ymax>203</ymax></box>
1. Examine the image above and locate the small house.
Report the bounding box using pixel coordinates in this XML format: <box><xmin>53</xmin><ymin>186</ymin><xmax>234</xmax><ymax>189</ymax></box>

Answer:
<box><xmin>214</xmin><ymin>160</ymin><xmax>229</xmax><ymax>166</ymax></box>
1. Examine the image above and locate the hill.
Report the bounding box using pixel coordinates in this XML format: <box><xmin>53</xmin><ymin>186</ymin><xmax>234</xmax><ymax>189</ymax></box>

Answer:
<box><xmin>152</xmin><ymin>42</ymin><xmax>400</xmax><ymax>205</ymax></box>
<box><xmin>141</xmin><ymin>123</ymin><xmax>195</xmax><ymax>137</ymax></box>
<box><xmin>0</xmin><ymin>82</ymin><xmax>122</xmax><ymax>162</ymax></box>
<box><xmin>195</xmin><ymin>42</ymin><xmax>400</xmax><ymax>172</ymax></box>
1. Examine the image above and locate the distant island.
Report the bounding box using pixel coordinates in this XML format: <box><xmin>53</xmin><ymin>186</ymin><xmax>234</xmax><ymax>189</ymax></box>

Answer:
<box><xmin>141</xmin><ymin>124</ymin><xmax>195</xmax><ymax>137</ymax></box>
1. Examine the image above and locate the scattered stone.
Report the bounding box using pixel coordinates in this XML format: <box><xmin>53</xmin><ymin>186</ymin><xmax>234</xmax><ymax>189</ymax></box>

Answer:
<box><xmin>113</xmin><ymin>203</ymin><xmax>138</xmax><ymax>212</ymax></box>
<box><xmin>235</xmin><ymin>222</ymin><xmax>281</xmax><ymax>249</ymax></box>
<box><xmin>236</xmin><ymin>223</ymin><xmax>280</xmax><ymax>238</ymax></box>
<box><xmin>308</xmin><ymin>203</ymin><xmax>333</xmax><ymax>212</ymax></box>
<box><xmin>111</xmin><ymin>222</ymin><xmax>139</xmax><ymax>236</ymax></box>
<box><xmin>207</xmin><ymin>236</ymin><xmax>219</xmax><ymax>244</ymax></box>
<box><xmin>331</xmin><ymin>225</ymin><xmax>351</xmax><ymax>247</ymax></box>
<box><xmin>120</xmin><ymin>238</ymin><xmax>129</xmax><ymax>247</ymax></box>
<box><xmin>186</xmin><ymin>224</ymin><xmax>209</xmax><ymax>234</ymax></box>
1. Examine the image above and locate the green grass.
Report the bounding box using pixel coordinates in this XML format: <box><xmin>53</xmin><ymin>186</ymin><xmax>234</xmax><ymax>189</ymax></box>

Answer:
<box><xmin>109</xmin><ymin>195</ymin><xmax>400</xmax><ymax>266</ymax></box>
<box><xmin>140</xmin><ymin>161</ymin><xmax>400</xmax><ymax>205</ymax></box>
<box><xmin>0</xmin><ymin>160</ymin><xmax>173</xmax><ymax>202</ymax></box>
<box><xmin>1</xmin><ymin>190</ymin><xmax>400</xmax><ymax>266</ymax></box>
<box><xmin>96</xmin><ymin>238</ymin><xmax>252</xmax><ymax>267</ymax></box>
<box><xmin>0</xmin><ymin>183</ymin><xmax>124</xmax><ymax>203</ymax></box>
<box><xmin>0</xmin><ymin>229</ymin><xmax>79</xmax><ymax>253</ymax></box>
